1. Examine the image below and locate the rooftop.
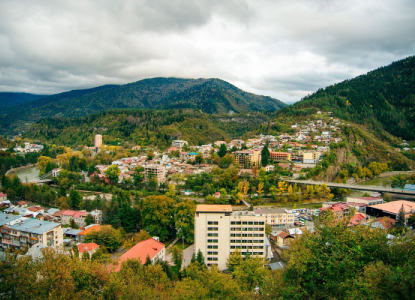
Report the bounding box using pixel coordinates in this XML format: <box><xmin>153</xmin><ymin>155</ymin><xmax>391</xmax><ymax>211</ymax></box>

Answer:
<box><xmin>115</xmin><ymin>238</ymin><xmax>164</xmax><ymax>271</ymax></box>
<box><xmin>196</xmin><ymin>204</ymin><xmax>233</xmax><ymax>213</ymax></box>
<box><xmin>8</xmin><ymin>218</ymin><xmax>60</xmax><ymax>234</ymax></box>
<box><xmin>77</xmin><ymin>242</ymin><xmax>100</xmax><ymax>253</ymax></box>
<box><xmin>370</xmin><ymin>200</ymin><xmax>415</xmax><ymax>217</ymax></box>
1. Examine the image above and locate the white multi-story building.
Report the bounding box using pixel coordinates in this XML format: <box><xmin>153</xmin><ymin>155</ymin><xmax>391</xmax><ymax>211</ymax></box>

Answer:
<box><xmin>94</xmin><ymin>134</ymin><xmax>103</xmax><ymax>148</ymax></box>
<box><xmin>254</xmin><ymin>208</ymin><xmax>295</xmax><ymax>228</ymax></box>
<box><xmin>194</xmin><ymin>205</ymin><xmax>268</xmax><ymax>270</ymax></box>
<box><xmin>171</xmin><ymin>140</ymin><xmax>188</xmax><ymax>149</ymax></box>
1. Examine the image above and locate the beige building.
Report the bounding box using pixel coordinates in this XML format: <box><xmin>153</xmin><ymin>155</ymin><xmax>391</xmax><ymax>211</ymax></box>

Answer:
<box><xmin>346</xmin><ymin>197</ymin><xmax>384</xmax><ymax>206</ymax></box>
<box><xmin>145</xmin><ymin>164</ymin><xmax>166</xmax><ymax>183</ymax></box>
<box><xmin>1</xmin><ymin>218</ymin><xmax>63</xmax><ymax>250</ymax></box>
<box><xmin>94</xmin><ymin>134</ymin><xmax>103</xmax><ymax>148</ymax></box>
<box><xmin>303</xmin><ymin>152</ymin><xmax>320</xmax><ymax>164</ymax></box>
<box><xmin>194</xmin><ymin>205</ymin><xmax>268</xmax><ymax>270</ymax></box>
<box><xmin>234</xmin><ymin>149</ymin><xmax>262</xmax><ymax>169</ymax></box>
<box><xmin>254</xmin><ymin>208</ymin><xmax>295</xmax><ymax>228</ymax></box>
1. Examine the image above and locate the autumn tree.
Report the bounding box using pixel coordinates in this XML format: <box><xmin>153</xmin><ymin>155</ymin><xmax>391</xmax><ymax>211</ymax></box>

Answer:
<box><xmin>175</xmin><ymin>200</ymin><xmax>196</xmax><ymax>243</ymax></box>
<box><xmin>104</xmin><ymin>165</ymin><xmax>121</xmax><ymax>184</ymax></box>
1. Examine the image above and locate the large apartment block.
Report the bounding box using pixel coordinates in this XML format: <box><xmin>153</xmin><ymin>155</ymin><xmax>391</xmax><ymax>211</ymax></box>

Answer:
<box><xmin>194</xmin><ymin>205</ymin><xmax>270</xmax><ymax>270</ymax></box>
<box><xmin>145</xmin><ymin>164</ymin><xmax>166</xmax><ymax>183</ymax></box>
<box><xmin>0</xmin><ymin>215</ymin><xmax>63</xmax><ymax>250</ymax></box>
<box><xmin>254</xmin><ymin>208</ymin><xmax>295</xmax><ymax>228</ymax></box>
<box><xmin>234</xmin><ymin>149</ymin><xmax>262</xmax><ymax>169</ymax></box>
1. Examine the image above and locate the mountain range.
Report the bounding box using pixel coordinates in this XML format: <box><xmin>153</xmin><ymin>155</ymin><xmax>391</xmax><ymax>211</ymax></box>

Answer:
<box><xmin>0</xmin><ymin>78</ymin><xmax>285</xmax><ymax>135</ymax></box>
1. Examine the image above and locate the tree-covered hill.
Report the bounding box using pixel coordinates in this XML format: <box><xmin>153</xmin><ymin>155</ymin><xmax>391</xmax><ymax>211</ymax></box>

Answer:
<box><xmin>0</xmin><ymin>92</ymin><xmax>46</xmax><ymax>108</ymax></box>
<box><xmin>24</xmin><ymin>109</ymin><xmax>269</xmax><ymax>148</ymax></box>
<box><xmin>285</xmin><ymin>55</ymin><xmax>415</xmax><ymax>140</ymax></box>
<box><xmin>0</xmin><ymin>78</ymin><xmax>285</xmax><ymax>136</ymax></box>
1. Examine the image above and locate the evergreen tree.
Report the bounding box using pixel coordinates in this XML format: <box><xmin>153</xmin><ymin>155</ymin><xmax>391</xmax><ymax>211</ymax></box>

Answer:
<box><xmin>218</xmin><ymin>144</ymin><xmax>227</xmax><ymax>158</ymax></box>
<box><xmin>261</xmin><ymin>144</ymin><xmax>270</xmax><ymax>166</ymax></box>
<box><xmin>397</xmin><ymin>204</ymin><xmax>406</xmax><ymax>227</ymax></box>
<box><xmin>144</xmin><ymin>254</ymin><xmax>152</xmax><ymax>266</ymax></box>
<box><xmin>196</xmin><ymin>249</ymin><xmax>205</xmax><ymax>266</ymax></box>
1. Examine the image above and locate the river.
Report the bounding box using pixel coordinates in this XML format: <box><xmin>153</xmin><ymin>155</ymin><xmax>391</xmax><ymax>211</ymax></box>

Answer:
<box><xmin>8</xmin><ymin>165</ymin><xmax>40</xmax><ymax>183</ymax></box>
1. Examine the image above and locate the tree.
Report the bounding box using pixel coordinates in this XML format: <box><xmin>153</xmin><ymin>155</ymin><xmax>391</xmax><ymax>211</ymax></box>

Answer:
<box><xmin>175</xmin><ymin>200</ymin><xmax>196</xmax><ymax>243</ymax></box>
<box><xmin>226</xmin><ymin>250</ymin><xmax>243</xmax><ymax>272</ymax></box>
<box><xmin>141</xmin><ymin>195</ymin><xmax>176</xmax><ymax>241</ymax></box>
<box><xmin>144</xmin><ymin>254</ymin><xmax>152</xmax><ymax>266</ymax></box>
<box><xmin>218</xmin><ymin>144</ymin><xmax>227</xmax><ymax>158</ymax></box>
<box><xmin>397</xmin><ymin>204</ymin><xmax>406</xmax><ymax>228</ymax></box>
<box><xmin>59</xmin><ymin>201</ymin><xmax>70</xmax><ymax>210</ymax></box>
<box><xmin>232</xmin><ymin>256</ymin><xmax>267</xmax><ymax>292</ymax></box>
<box><xmin>85</xmin><ymin>214</ymin><xmax>95</xmax><ymax>226</ymax></box>
<box><xmin>169</xmin><ymin>246</ymin><xmax>183</xmax><ymax>270</ymax></box>
<box><xmin>261</xmin><ymin>144</ymin><xmax>269</xmax><ymax>166</ymax></box>
<box><xmin>104</xmin><ymin>165</ymin><xmax>121</xmax><ymax>184</ymax></box>
<box><xmin>67</xmin><ymin>190</ymin><xmax>83</xmax><ymax>210</ymax></box>
<box><xmin>85</xmin><ymin>226</ymin><xmax>122</xmax><ymax>252</ymax></box>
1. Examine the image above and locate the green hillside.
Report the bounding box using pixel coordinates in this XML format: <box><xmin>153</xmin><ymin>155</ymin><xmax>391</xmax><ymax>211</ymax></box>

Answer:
<box><xmin>24</xmin><ymin>109</ymin><xmax>269</xmax><ymax>148</ymax></box>
<box><xmin>0</xmin><ymin>92</ymin><xmax>46</xmax><ymax>108</ymax></box>
<box><xmin>0</xmin><ymin>78</ymin><xmax>285</xmax><ymax>136</ymax></box>
<box><xmin>286</xmin><ymin>56</ymin><xmax>415</xmax><ymax>140</ymax></box>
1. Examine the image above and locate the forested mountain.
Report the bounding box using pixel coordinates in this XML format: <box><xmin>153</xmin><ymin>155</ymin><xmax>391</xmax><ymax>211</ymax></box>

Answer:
<box><xmin>283</xmin><ymin>56</ymin><xmax>415</xmax><ymax>140</ymax></box>
<box><xmin>0</xmin><ymin>92</ymin><xmax>46</xmax><ymax>108</ymax></box>
<box><xmin>0</xmin><ymin>78</ymin><xmax>285</xmax><ymax>135</ymax></box>
<box><xmin>24</xmin><ymin>109</ymin><xmax>269</xmax><ymax>148</ymax></box>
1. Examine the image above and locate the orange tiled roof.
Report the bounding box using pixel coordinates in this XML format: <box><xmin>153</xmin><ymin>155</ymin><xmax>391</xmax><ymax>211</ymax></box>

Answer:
<box><xmin>77</xmin><ymin>242</ymin><xmax>100</xmax><ymax>253</ymax></box>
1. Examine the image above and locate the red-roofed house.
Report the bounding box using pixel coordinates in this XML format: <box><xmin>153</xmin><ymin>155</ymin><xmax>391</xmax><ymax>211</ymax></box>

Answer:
<box><xmin>0</xmin><ymin>193</ymin><xmax>7</xmax><ymax>201</ymax></box>
<box><xmin>60</xmin><ymin>210</ymin><xmax>88</xmax><ymax>228</ymax></box>
<box><xmin>28</xmin><ymin>206</ymin><xmax>45</xmax><ymax>213</ymax></box>
<box><xmin>16</xmin><ymin>201</ymin><xmax>28</xmax><ymax>207</ymax></box>
<box><xmin>77</xmin><ymin>242</ymin><xmax>100</xmax><ymax>258</ymax></box>
<box><xmin>114</xmin><ymin>238</ymin><xmax>165</xmax><ymax>272</ymax></box>
<box><xmin>276</xmin><ymin>231</ymin><xmax>295</xmax><ymax>248</ymax></box>
<box><xmin>348</xmin><ymin>213</ymin><xmax>366</xmax><ymax>227</ymax></box>
<box><xmin>370</xmin><ymin>217</ymin><xmax>397</xmax><ymax>230</ymax></box>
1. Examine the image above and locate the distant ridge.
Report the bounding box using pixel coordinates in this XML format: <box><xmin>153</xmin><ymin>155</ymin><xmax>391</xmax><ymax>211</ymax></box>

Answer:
<box><xmin>0</xmin><ymin>92</ymin><xmax>46</xmax><ymax>108</ymax></box>
<box><xmin>0</xmin><ymin>78</ymin><xmax>285</xmax><ymax>135</ymax></box>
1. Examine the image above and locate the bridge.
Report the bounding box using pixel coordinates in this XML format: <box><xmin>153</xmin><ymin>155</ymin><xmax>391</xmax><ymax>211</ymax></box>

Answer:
<box><xmin>288</xmin><ymin>180</ymin><xmax>415</xmax><ymax>196</ymax></box>
<box><xmin>32</xmin><ymin>170</ymin><xmax>53</xmax><ymax>184</ymax></box>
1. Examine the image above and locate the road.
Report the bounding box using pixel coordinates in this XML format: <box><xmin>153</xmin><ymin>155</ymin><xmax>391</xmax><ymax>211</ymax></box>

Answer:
<box><xmin>288</xmin><ymin>179</ymin><xmax>415</xmax><ymax>196</ymax></box>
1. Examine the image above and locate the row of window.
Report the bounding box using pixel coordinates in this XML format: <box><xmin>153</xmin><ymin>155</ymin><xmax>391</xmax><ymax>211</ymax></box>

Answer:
<box><xmin>207</xmin><ymin>251</ymin><xmax>218</xmax><ymax>255</ymax></box>
<box><xmin>207</xmin><ymin>227</ymin><xmax>218</xmax><ymax>231</ymax></box>
<box><xmin>207</xmin><ymin>221</ymin><xmax>218</xmax><ymax>225</ymax></box>
<box><xmin>207</xmin><ymin>233</ymin><xmax>218</xmax><ymax>237</ymax></box>
<box><xmin>207</xmin><ymin>239</ymin><xmax>218</xmax><ymax>243</ymax></box>
<box><xmin>230</xmin><ymin>227</ymin><xmax>264</xmax><ymax>231</ymax></box>
<box><xmin>230</xmin><ymin>240</ymin><xmax>263</xmax><ymax>244</ymax></box>
<box><xmin>207</xmin><ymin>245</ymin><xmax>218</xmax><ymax>249</ymax></box>
<box><xmin>230</xmin><ymin>233</ymin><xmax>264</xmax><ymax>237</ymax></box>
<box><xmin>230</xmin><ymin>245</ymin><xmax>264</xmax><ymax>249</ymax></box>
<box><xmin>230</xmin><ymin>221</ymin><xmax>265</xmax><ymax>225</ymax></box>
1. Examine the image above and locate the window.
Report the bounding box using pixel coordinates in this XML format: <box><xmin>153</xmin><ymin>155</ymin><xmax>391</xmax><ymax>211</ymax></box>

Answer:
<box><xmin>230</xmin><ymin>233</ymin><xmax>241</xmax><ymax>237</ymax></box>
<box><xmin>207</xmin><ymin>245</ymin><xmax>218</xmax><ymax>249</ymax></box>
<box><xmin>207</xmin><ymin>233</ymin><xmax>218</xmax><ymax>237</ymax></box>
<box><xmin>254</xmin><ymin>222</ymin><xmax>265</xmax><ymax>225</ymax></box>
<box><xmin>207</xmin><ymin>251</ymin><xmax>218</xmax><ymax>255</ymax></box>
<box><xmin>207</xmin><ymin>257</ymin><xmax>218</xmax><ymax>261</ymax></box>
<box><xmin>231</xmin><ymin>221</ymin><xmax>241</xmax><ymax>225</ymax></box>
<box><xmin>230</xmin><ymin>239</ymin><xmax>241</xmax><ymax>243</ymax></box>
<box><xmin>207</xmin><ymin>239</ymin><xmax>218</xmax><ymax>243</ymax></box>
<box><xmin>208</xmin><ymin>221</ymin><xmax>218</xmax><ymax>225</ymax></box>
<box><xmin>230</xmin><ymin>227</ymin><xmax>241</xmax><ymax>231</ymax></box>
<box><xmin>207</xmin><ymin>227</ymin><xmax>218</xmax><ymax>231</ymax></box>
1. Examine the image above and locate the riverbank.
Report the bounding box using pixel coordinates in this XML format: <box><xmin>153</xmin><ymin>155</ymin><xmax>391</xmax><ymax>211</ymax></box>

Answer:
<box><xmin>5</xmin><ymin>163</ymin><xmax>37</xmax><ymax>176</ymax></box>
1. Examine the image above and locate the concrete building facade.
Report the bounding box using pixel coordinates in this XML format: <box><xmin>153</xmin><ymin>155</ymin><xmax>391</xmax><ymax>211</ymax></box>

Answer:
<box><xmin>94</xmin><ymin>134</ymin><xmax>103</xmax><ymax>148</ymax></box>
<box><xmin>145</xmin><ymin>164</ymin><xmax>166</xmax><ymax>183</ymax></box>
<box><xmin>234</xmin><ymin>149</ymin><xmax>261</xmax><ymax>169</ymax></box>
<box><xmin>194</xmin><ymin>205</ymin><xmax>267</xmax><ymax>270</ymax></box>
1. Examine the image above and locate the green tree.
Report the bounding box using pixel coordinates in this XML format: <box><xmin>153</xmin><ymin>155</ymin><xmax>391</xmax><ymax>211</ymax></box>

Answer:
<box><xmin>217</xmin><ymin>143</ymin><xmax>227</xmax><ymax>158</ymax></box>
<box><xmin>169</xmin><ymin>246</ymin><xmax>183</xmax><ymax>270</ymax></box>
<box><xmin>67</xmin><ymin>190</ymin><xmax>83</xmax><ymax>210</ymax></box>
<box><xmin>85</xmin><ymin>226</ymin><xmax>122</xmax><ymax>252</ymax></box>
<box><xmin>84</xmin><ymin>214</ymin><xmax>95</xmax><ymax>226</ymax></box>
<box><xmin>175</xmin><ymin>200</ymin><xmax>196</xmax><ymax>243</ymax></box>
<box><xmin>141</xmin><ymin>195</ymin><xmax>176</xmax><ymax>241</ymax></box>
<box><xmin>232</xmin><ymin>255</ymin><xmax>267</xmax><ymax>291</ymax></box>
<box><xmin>261</xmin><ymin>144</ymin><xmax>269</xmax><ymax>166</ymax></box>
<box><xmin>226</xmin><ymin>250</ymin><xmax>243</xmax><ymax>272</ymax></box>
<box><xmin>123</xmin><ymin>230</ymin><xmax>152</xmax><ymax>250</ymax></box>
<box><xmin>104</xmin><ymin>165</ymin><xmax>121</xmax><ymax>184</ymax></box>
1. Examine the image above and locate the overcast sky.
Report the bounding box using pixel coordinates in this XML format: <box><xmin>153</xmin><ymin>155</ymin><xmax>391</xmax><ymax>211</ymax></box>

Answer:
<box><xmin>0</xmin><ymin>0</ymin><xmax>414</xmax><ymax>103</ymax></box>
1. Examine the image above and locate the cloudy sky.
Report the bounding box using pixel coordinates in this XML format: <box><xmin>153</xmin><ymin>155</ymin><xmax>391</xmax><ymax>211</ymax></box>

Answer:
<box><xmin>0</xmin><ymin>0</ymin><xmax>414</xmax><ymax>103</ymax></box>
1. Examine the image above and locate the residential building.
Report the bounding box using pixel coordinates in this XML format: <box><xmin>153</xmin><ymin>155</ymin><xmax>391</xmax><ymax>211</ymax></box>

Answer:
<box><xmin>172</xmin><ymin>140</ymin><xmax>188</xmax><ymax>149</ymax></box>
<box><xmin>194</xmin><ymin>205</ymin><xmax>267</xmax><ymax>270</ymax></box>
<box><xmin>0</xmin><ymin>193</ymin><xmax>7</xmax><ymax>201</ymax></box>
<box><xmin>254</xmin><ymin>208</ymin><xmax>295</xmax><ymax>228</ymax></box>
<box><xmin>269</xmin><ymin>151</ymin><xmax>291</xmax><ymax>161</ymax></box>
<box><xmin>234</xmin><ymin>149</ymin><xmax>261</xmax><ymax>169</ymax></box>
<box><xmin>94</xmin><ymin>134</ymin><xmax>103</xmax><ymax>148</ymax></box>
<box><xmin>114</xmin><ymin>238</ymin><xmax>165</xmax><ymax>271</ymax></box>
<box><xmin>1</xmin><ymin>218</ymin><xmax>63</xmax><ymax>250</ymax></box>
<box><xmin>77</xmin><ymin>242</ymin><xmax>100</xmax><ymax>258</ymax></box>
<box><xmin>369</xmin><ymin>217</ymin><xmax>396</xmax><ymax>230</ymax></box>
<box><xmin>303</xmin><ymin>152</ymin><xmax>319</xmax><ymax>164</ymax></box>
<box><xmin>60</xmin><ymin>210</ymin><xmax>89</xmax><ymax>228</ymax></box>
<box><xmin>145</xmin><ymin>164</ymin><xmax>166</xmax><ymax>183</ymax></box>
<box><xmin>275</xmin><ymin>231</ymin><xmax>295</xmax><ymax>248</ymax></box>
